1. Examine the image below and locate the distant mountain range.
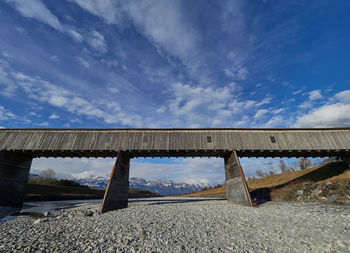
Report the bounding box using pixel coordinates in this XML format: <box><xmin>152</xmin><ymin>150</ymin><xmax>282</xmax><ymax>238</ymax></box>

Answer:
<box><xmin>28</xmin><ymin>173</ymin><xmax>209</xmax><ymax>195</ymax></box>
<box><xmin>73</xmin><ymin>176</ymin><xmax>209</xmax><ymax>195</ymax></box>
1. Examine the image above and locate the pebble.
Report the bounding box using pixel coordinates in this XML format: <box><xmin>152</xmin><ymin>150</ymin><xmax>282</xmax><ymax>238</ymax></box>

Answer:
<box><xmin>327</xmin><ymin>194</ymin><xmax>337</xmax><ymax>204</ymax></box>
<box><xmin>296</xmin><ymin>190</ymin><xmax>304</xmax><ymax>196</ymax></box>
<box><xmin>0</xmin><ymin>197</ymin><xmax>349</xmax><ymax>252</ymax></box>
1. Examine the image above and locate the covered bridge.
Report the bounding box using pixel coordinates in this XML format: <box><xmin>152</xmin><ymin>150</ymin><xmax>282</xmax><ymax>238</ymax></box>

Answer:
<box><xmin>1</xmin><ymin>128</ymin><xmax>350</xmax><ymax>212</ymax></box>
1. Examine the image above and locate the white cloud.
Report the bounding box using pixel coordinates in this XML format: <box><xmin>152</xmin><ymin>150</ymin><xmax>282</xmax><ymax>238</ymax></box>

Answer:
<box><xmin>7</xmin><ymin>1</ymin><xmax>89</xmax><ymax>45</ymax></box>
<box><xmin>49</xmin><ymin>95</ymin><xmax>68</xmax><ymax>107</ymax></box>
<box><xmin>295</xmin><ymin>89</ymin><xmax>350</xmax><ymax>127</ymax></box>
<box><xmin>6</xmin><ymin>0</ymin><xmax>63</xmax><ymax>31</ymax></box>
<box><xmin>0</xmin><ymin>83</ymin><xmax>17</xmax><ymax>97</ymax></box>
<box><xmin>229</xmin><ymin>97</ymin><xmax>271</xmax><ymax>116</ymax></box>
<box><xmin>35</xmin><ymin>121</ymin><xmax>49</xmax><ymax>127</ymax></box>
<box><xmin>32</xmin><ymin>157</ymin><xmax>114</xmax><ymax>179</ymax></box>
<box><xmin>224</xmin><ymin>53</ymin><xmax>249</xmax><ymax>81</ymax></box>
<box><xmin>68</xmin><ymin>0</ymin><xmax>125</xmax><ymax>26</ymax></box>
<box><xmin>298</xmin><ymin>101</ymin><xmax>313</xmax><ymax>109</ymax></box>
<box><xmin>271</xmin><ymin>108</ymin><xmax>284</xmax><ymax>114</ymax></box>
<box><xmin>255</xmin><ymin>97</ymin><xmax>271</xmax><ymax>107</ymax></box>
<box><xmin>266</xmin><ymin>75</ymin><xmax>275</xmax><ymax>82</ymax></box>
<box><xmin>32</xmin><ymin>156</ymin><xmax>225</xmax><ymax>185</ymax></box>
<box><xmin>308</xmin><ymin>89</ymin><xmax>323</xmax><ymax>100</ymax></box>
<box><xmin>49</xmin><ymin>113</ymin><xmax>59</xmax><ymax>119</ymax></box>
<box><xmin>49</xmin><ymin>55</ymin><xmax>60</xmax><ymax>62</ymax></box>
<box><xmin>156</xmin><ymin>106</ymin><xmax>166</xmax><ymax>113</ymax></box>
<box><xmin>292</xmin><ymin>87</ymin><xmax>306</xmax><ymax>95</ymax></box>
<box><xmin>88</xmin><ymin>31</ymin><xmax>107</xmax><ymax>54</ymax></box>
<box><xmin>168</xmin><ymin>82</ymin><xmax>234</xmax><ymax>127</ymax></box>
<box><xmin>254</xmin><ymin>109</ymin><xmax>268</xmax><ymax>120</ymax></box>
<box><xmin>10</xmin><ymin>71</ymin><xmax>142</xmax><ymax>127</ymax></box>
<box><xmin>0</xmin><ymin>59</ymin><xmax>17</xmax><ymax>97</ymax></box>
<box><xmin>107</xmin><ymin>86</ymin><xmax>119</xmax><ymax>94</ymax></box>
<box><xmin>126</xmin><ymin>0</ymin><xmax>198</xmax><ymax>59</ymax></box>
<box><xmin>32</xmin><ymin>156</ymin><xmax>287</xmax><ymax>185</ymax></box>
<box><xmin>77</xmin><ymin>57</ymin><xmax>90</xmax><ymax>68</ymax></box>
<box><xmin>335</xmin><ymin>90</ymin><xmax>350</xmax><ymax>103</ymax></box>
<box><xmin>263</xmin><ymin>115</ymin><xmax>284</xmax><ymax>127</ymax></box>
<box><xmin>224</xmin><ymin>66</ymin><xmax>249</xmax><ymax>81</ymax></box>
<box><xmin>0</xmin><ymin>105</ymin><xmax>16</xmax><ymax>121</ymax></box>
<box><xmin>2</xmin><ymin>52</ymin><xmax>12</xmax><ymax>58</ymax></box>
<box><xmin>68</xmin><ymin>29</ymin><xmax>84</xmax><ymax>42</ymax></box>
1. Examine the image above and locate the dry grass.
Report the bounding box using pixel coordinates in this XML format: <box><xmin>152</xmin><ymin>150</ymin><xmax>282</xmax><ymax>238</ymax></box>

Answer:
<box><xmin>185</xmin><ymin>162</ymin><xmax>350</xmax><ymax>198</ymax></box>
<box><xmin>247</xmin><ymin>166</ymin><xmax>323</xmax><ymax>190</ymax></box>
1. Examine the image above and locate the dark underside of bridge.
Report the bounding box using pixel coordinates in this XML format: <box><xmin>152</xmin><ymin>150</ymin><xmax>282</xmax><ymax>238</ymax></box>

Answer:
<box><xmin>1</xmin><ymin>128</ymin><xmax>350</xmax><ymax>212</ymax></box>
<box><xmin>6</xmin><ymin>149</ymin><xmax>350</xmax><ymax>159</ymax></box>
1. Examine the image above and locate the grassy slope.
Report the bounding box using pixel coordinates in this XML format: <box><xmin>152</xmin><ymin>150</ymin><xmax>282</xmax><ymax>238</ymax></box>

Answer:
<box><xmin>186</xmin><ymin>162</ymin><xmax>350</xmax><ymax>198</ymax></box>
<box><xmin>24</xmin><ymin>184</ymin><xmax>159</xmax><ymax>201</ymax></box>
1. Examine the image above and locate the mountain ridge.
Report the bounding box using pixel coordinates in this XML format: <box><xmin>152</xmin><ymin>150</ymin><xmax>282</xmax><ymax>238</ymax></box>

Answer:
<box><xmin>72</xmin><ymin>175</ymin><xmax>209</xmax><ymax>195</ymax></box>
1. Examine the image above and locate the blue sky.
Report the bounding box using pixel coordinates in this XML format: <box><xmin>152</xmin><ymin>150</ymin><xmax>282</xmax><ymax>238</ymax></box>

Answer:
<box><xmin>1</xmin><ymin>0</ymin><xmax>350</xmax><ymax>184</ymax></box>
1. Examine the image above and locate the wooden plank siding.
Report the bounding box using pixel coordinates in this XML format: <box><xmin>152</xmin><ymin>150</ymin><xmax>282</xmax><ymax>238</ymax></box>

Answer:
<box><xmin>0</xmin><ymin>128</ymin><xmax>350</xmax><ymax>158</ymax></box>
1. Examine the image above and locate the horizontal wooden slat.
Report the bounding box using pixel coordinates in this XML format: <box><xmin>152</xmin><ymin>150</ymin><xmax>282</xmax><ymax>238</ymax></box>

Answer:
<box><xmin>0</xmin><ymin>128</ymin><xmax>349</xmax><ymax>158</ymax></box>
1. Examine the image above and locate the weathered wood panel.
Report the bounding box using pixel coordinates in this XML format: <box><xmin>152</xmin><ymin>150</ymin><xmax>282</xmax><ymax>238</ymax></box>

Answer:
<box><xmin>0</xmin><ymin>128</ymin><xmax>350</xmax><ymax>158</ymax></box>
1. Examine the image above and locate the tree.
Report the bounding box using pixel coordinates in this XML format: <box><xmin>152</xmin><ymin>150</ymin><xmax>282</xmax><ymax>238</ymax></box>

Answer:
<box><xmin>39</xmin><ymin>168</ymin><xmax>56</xmax><ymax>180</ymax></box>
<box><xmin>288</xmin><ymin>160</ymin><xmax>299</xmax><ymax>171</ymax></box>
<box><xmin>267</xmin><ymin>168</ymin><xmax>275</xmax><ymax>176</ymax></box>
<box><xmin>279</xmin><ymin>160</ymin><xmax>288</xmax><ymax>173</ymax></box>
<box><xmin>299</xmin><ymin>158</ymin><xmax>312</xmax><ymax>170</ymax></box>
<box><xmin>256</xmin><ymin>169</ymin><xmax>265</xmax><ymax>178</ymax></box>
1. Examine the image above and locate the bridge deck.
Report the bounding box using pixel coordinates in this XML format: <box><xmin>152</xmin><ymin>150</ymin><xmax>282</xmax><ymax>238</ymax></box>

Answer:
<box><xmin>0</xmin><ymin>128</ymin><xmax>350</xmax><ymax>158</ymax></box>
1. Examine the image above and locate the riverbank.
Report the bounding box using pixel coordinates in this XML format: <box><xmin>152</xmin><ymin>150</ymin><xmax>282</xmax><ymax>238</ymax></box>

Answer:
<box><xmin>1</xmin><ymin>197</ymin><xmax>349</xmax><ymax>252</ymax></box>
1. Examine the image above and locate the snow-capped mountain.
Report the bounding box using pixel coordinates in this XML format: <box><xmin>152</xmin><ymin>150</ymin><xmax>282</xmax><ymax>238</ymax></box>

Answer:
<box><xmin>73</xmin><ymin>176</ymin><xmax>209</xmax><ymax>195</ymax></box>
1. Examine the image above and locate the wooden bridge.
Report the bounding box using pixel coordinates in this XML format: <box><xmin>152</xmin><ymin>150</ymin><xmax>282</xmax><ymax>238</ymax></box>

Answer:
<box><xmin>1</xmin><ymin>128</ymin><xmax>350</xmax><ymax>212</ymax></box>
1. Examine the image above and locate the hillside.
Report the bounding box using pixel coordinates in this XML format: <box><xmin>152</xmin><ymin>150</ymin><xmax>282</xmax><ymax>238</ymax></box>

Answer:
<box><xmin>24</xmin><ymin>184</ymin><xmax>159</xmax><ymax>202</ymax></box>
<box><xmin>186</xmin><ymin>162</ymin><xmax>350</xmax><ymax>204</ymax></box>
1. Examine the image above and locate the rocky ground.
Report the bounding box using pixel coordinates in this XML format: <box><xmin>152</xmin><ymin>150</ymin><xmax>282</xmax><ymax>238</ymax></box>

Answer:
<box><xmin>271</xmin><ymin>179</ymin><xmax>350</xmax><ymax>205</ymax></box>
<box><xmin>0</xmin><ymin>197</ymin><xmax>349</xmax><ymax>252</ymax></box>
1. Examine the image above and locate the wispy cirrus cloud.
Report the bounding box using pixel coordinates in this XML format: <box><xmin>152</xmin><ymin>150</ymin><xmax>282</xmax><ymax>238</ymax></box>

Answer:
<box><xmin>6</xmin><ymin>70</ymin><xmax>142</xmax><ymax>127</ymax></box>
<box><xmin>6</xmin><ymin>0</ymin><xmax>63</xmax><ymax>31</ymax></box>
<box><xmin>77</xmin><ymin>57</ymin><xmax>90</xmax><ymax>69</ymax></box>
<box><xmin>68</xmin><ymin>29</ymin><xmax>83</xmax><ymax>42</ymax></box>
<box><xmin>68</xmin><ymin>0</ymin><xmax>126</xmax><ymax>26</ymax></box>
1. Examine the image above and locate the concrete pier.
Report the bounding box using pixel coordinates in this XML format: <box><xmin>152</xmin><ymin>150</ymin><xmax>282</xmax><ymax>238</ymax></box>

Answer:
<box><xmin>224</xmin><ymin>151</ymin><xmax>252</xmax><ymax>206</ymax></box>
<box><xmin>0</xmin><ymin>151</ymin><xmax>32</xmax><ymax>208</ymax></box>
<box><xmin>100</xmin><ymin>152</ymin><xmax>130</xmax><ymax>213</ymax></box>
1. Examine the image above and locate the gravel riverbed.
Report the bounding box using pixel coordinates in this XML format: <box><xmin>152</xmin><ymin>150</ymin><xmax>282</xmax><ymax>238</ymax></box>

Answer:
<box><xmin>0</xmin><ymin>197</ymin><xmax>349</xmax><ymax>252</ymax></box>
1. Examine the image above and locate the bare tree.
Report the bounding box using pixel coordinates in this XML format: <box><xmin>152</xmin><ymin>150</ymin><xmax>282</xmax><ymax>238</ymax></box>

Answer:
<box><xmin>279</xmin><ymin>160</ymin><xmax>288</xmax><ymax>173</ymax></box>
<box><xmin>299</xmin><ymin>158</ymin><xmax>312</xmax><ymax>170</ymax></box>
<box><xmin>267</xmin><ymin>168</ymin><xmax>275</xmax><ymax>176</ymax></box>
<box><xmin>247</xmin><ymin>176</ymin><xmax>256</xmax><ymax>180</ymax></box>
<box><xmin>288</xmin><ymin>160</ymin><xmax>299</xmax><ymax>171</ymax></box>
<box><xmin>39</xmin><ymin>168</ymin><xmax>56</xmax><ymax>180</ymax></box>
<box><xmin>256</xmin><ymin>169</ymin><xmax>265</xmax><ymax>178</ymax></box>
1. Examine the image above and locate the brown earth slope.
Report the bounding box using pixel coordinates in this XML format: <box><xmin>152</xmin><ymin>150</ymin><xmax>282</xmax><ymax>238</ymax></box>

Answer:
<box><xmin>186</xmin><ymin>162</ymin><xmax>350</xmax><ymax>204</ymax></box>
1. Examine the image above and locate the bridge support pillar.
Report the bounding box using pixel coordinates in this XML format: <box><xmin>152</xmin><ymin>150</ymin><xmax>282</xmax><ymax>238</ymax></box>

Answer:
<box><xmin>100</xmin><ymin>151</ymin><xmax>130</xmax><ymax>213</ymax></box>
<box><xmin>224</xmin><ymin>151</ymin><xmax>252</xmax><ymax>206</ymax></box>
<box><xmin>0</xmin><ymin>151</ymin><xmax>32</xmax><ymax>208</ymax></box>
